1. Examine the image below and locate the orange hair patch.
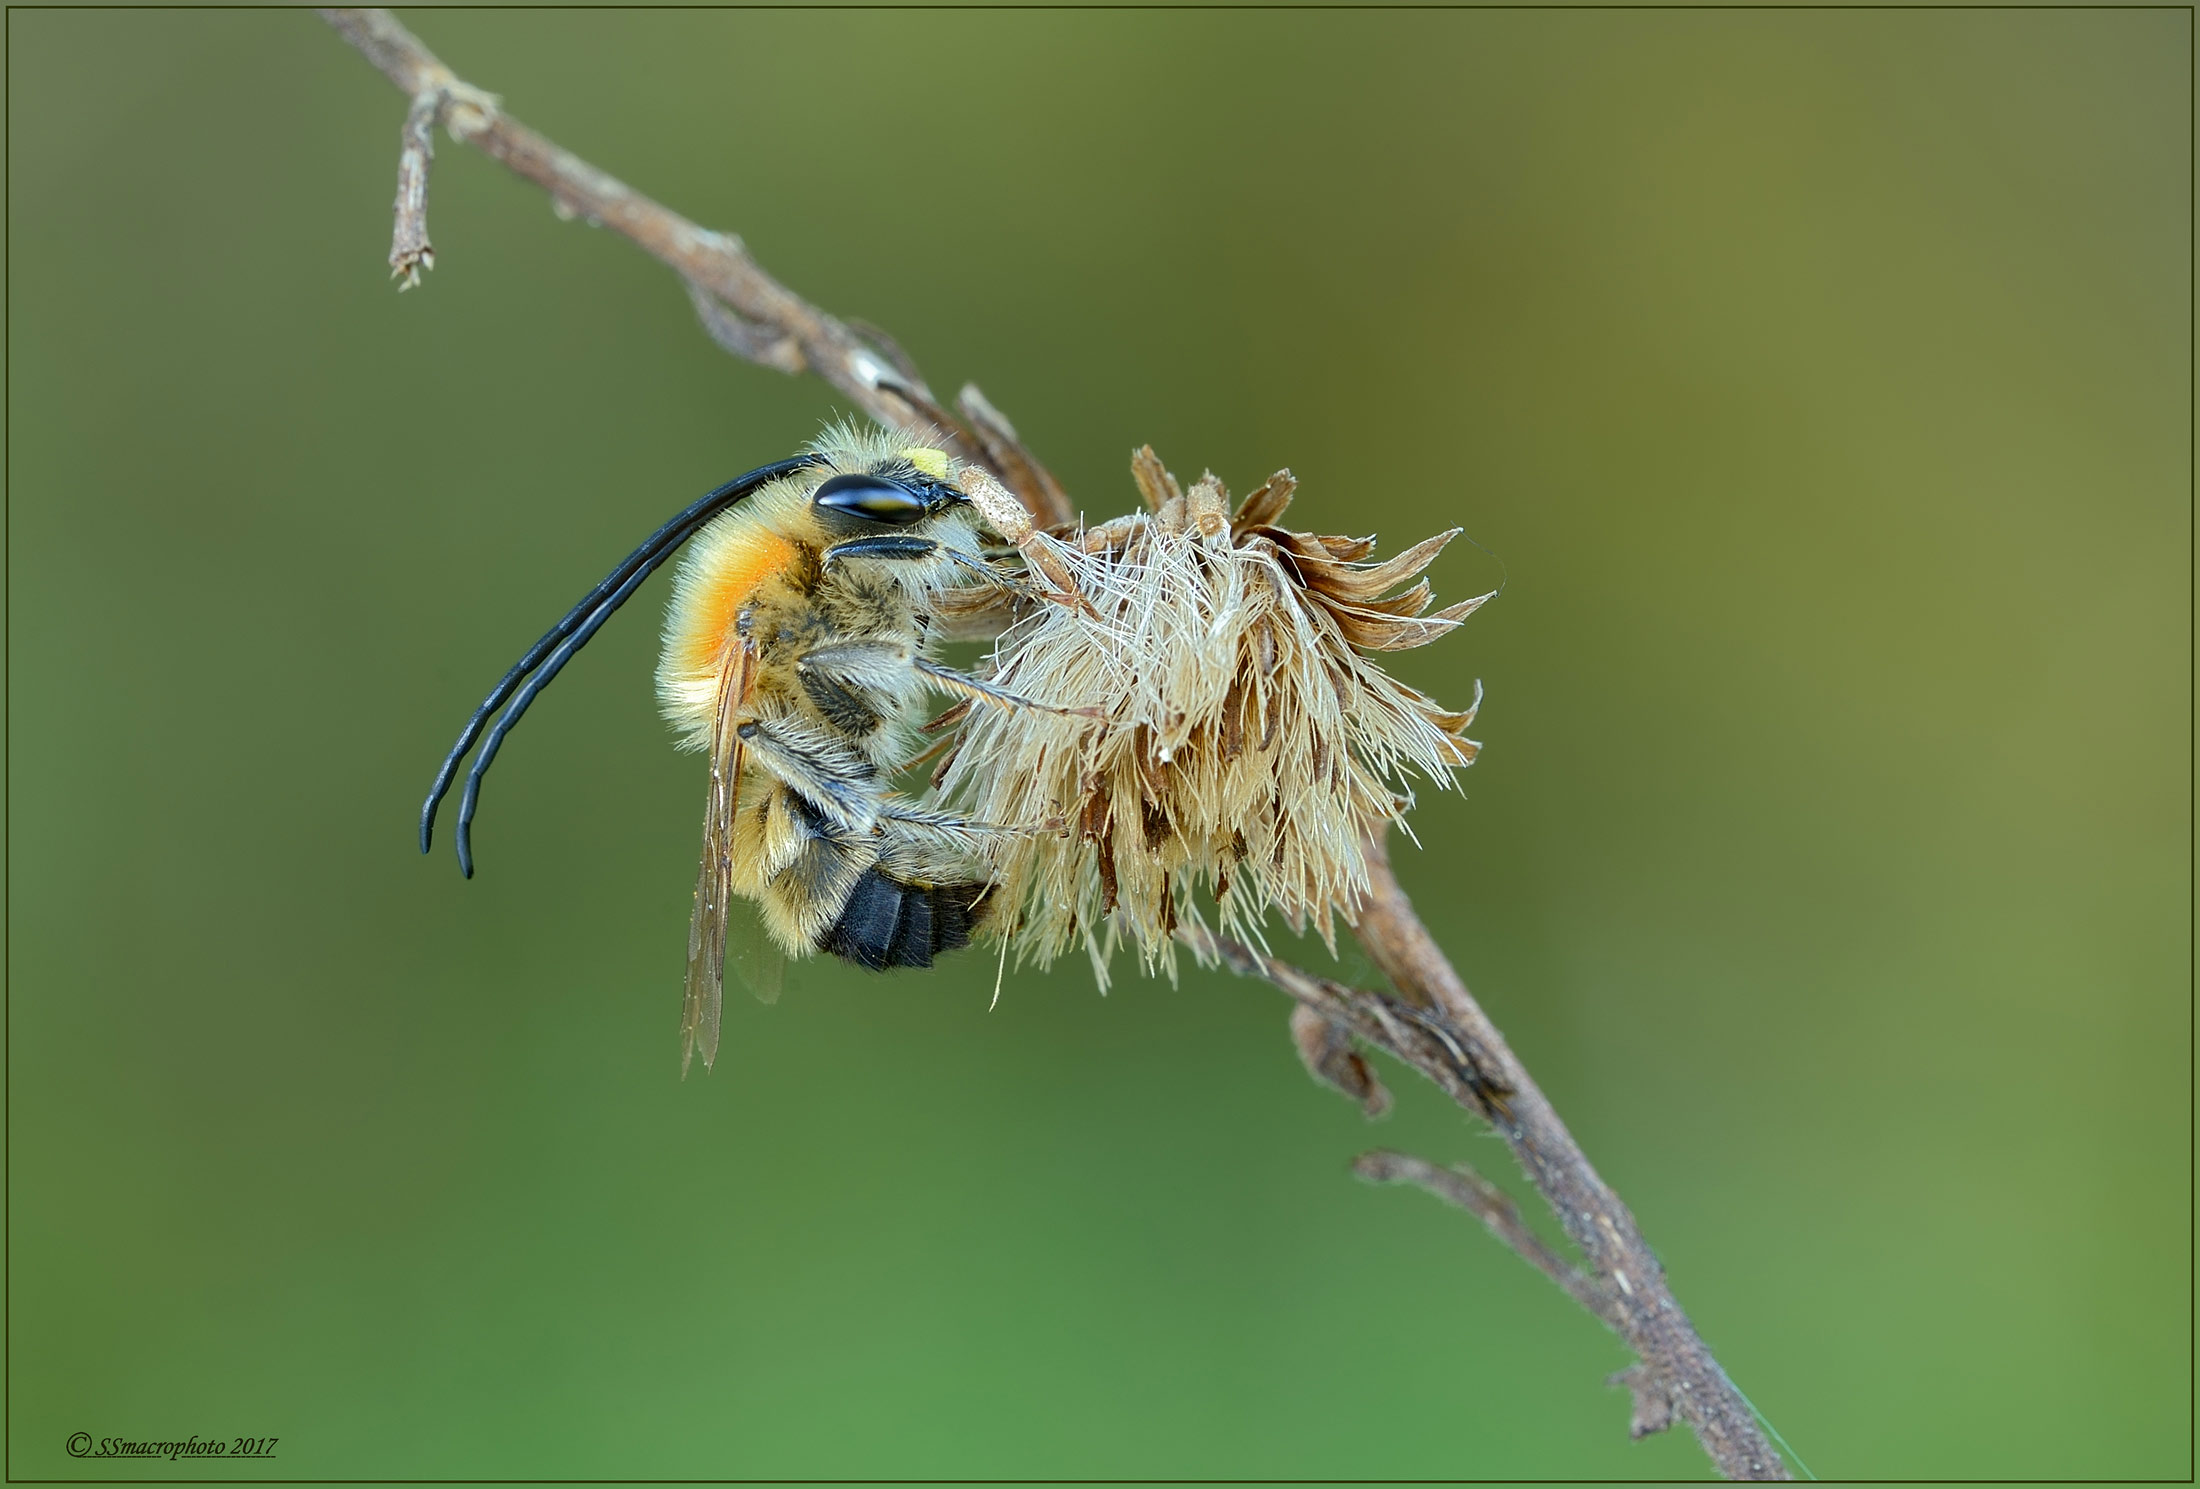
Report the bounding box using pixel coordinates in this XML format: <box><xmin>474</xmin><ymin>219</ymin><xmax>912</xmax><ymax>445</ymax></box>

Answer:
<box><xmin>673</xmin><ymin>525</ymin><xmax>796</xmax><ymax>677</ymax></box>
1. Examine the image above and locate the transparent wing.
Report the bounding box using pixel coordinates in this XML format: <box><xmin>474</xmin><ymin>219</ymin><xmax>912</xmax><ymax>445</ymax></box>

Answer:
<box><xmin>681</xmin><ymin>640</ymin><xmax>753</xmax><ymax>1077</ymax></box>
<box><xmin>726</xmin><ymin>896</ymin><xmax>785</xmax><ymax>1007</ymax></box>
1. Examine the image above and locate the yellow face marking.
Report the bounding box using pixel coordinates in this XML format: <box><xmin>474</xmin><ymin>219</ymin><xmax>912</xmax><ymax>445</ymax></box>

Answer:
<box><xmin>902</xmin><ymin>446</ymin><xmax>951</xmax><ymax>479</ymax></box>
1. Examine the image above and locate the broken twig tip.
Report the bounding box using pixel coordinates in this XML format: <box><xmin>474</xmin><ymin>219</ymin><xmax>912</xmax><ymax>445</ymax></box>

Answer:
<box><xmin>1609</xmin><ymin>1364</ymin><xmax>1678</xmax><ymax>1441</ymax></box>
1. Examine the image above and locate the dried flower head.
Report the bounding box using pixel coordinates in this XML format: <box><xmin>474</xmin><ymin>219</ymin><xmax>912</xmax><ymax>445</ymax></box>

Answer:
<box><xmin>935</xmin><ymin>447</ymin><xmax>1492</xmax><ymax>982</ymax></box>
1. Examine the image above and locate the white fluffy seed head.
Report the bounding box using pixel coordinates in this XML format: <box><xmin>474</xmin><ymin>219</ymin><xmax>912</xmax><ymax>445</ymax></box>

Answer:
<box><xmin>937</xmin><ymin>451</ymin><xmax>1490</xmax><ymax>983</ymax></box>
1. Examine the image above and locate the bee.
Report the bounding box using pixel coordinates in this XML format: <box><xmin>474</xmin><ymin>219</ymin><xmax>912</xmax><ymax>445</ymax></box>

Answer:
<box><xmin>420</xmin><ymin>425</ymin><xmax>1067</xmax><ymax>1073</ymax></box>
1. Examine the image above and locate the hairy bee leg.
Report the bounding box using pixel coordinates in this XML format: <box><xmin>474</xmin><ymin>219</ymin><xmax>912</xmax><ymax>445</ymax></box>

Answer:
<box><xmin>730</xmin><ymin>716</ymin><xmax>881</xmax><ymax>832</ymax></box>
<box><xmin>912</xmin><ymin>656</ymin><xmax>1103</xmax><ymax>719</ymax></box>
<box><xmin>795</xmin><ymin>640</ymin><xmax>925</xmax><ymax>707</ymax></box>
<box><xmin>875</xmin><ymin>802</ymin><xmax>1067</xmax><ymax>851</ymax></box>
<box><xmin>940</xmin><ymin>546</ymin><xmax>1052</xmax><ymax>598</ymax></box>
<box><xmin>821</xmin><ymin>534</ymin><xmax>1046</xmax><ymax>600</ymax></box>
<box><xmin>766</xmin><ymin>796</ymin><xmax>991</xmax><ymax>974</ymax></box>
<box><xmin>820</xmin><ymin>534</ymin><xmax>940</xmax><ymax>566</ymax></box>
<box><xmin>794</xmin><ymin>639</ymin><xmax>1099</xmax><ymax>720</ymax></box>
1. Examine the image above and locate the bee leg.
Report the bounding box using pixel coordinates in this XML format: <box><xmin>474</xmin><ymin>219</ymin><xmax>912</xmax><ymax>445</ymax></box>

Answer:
<box><xmin>731</xmin><ymin>716</ymin><xmax>880</xmax><ymax>832</ymax></box>
<box><xmin>795</xmin><ymin>640</ymin><xmax>923</xmax><ymax>725</ymax></box>
<box><xmin>912</xmin><ymin>656</ymin><xmax>1103</xmax><ymax>719</ymax></box>
<box><xmin>821</xmin><ymin>534</ymin><xmax>940</xmax><ymax>566</ymax></box>
<box><xmin>877</xmin><ymin>802</ymin><xmax>1066</xmax><ymax>851</ymax></box>
<box><xmin>763</xmin><ymin>788</ymin><xmax>991</xmax><ymax>973</ymax></box>
<box><xmin>797</xmin><ymin>638</ymin><xmax>1073</xmax><ymax>719</ymax></box>
<box><xmin>822</xmin><ymin>535</ymin><xmax>1042</xmax><ymax>599</ymax></box>
<box><xmin>793</xmin><ymin>655</ymin><xmax>882</xmax><ymax>737</ymax></box>
<box><xmin>798</xmin><ymin>639</ymin><xmax>1102</xmax><ymax>725</ymax></box>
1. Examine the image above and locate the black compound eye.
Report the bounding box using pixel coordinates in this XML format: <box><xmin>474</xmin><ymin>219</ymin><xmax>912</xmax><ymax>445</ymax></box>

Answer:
<box><xmin>812</xmin><ymin>473</ymin><xmax>929</xmax><ymax>526</ymax></box>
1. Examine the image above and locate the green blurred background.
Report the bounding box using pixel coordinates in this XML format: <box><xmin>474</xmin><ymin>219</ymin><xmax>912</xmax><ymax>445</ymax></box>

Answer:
<box><xmin>8</xmin><ymin>9</ymin><xmax>2189</xmax><ymax>1480</ymax></box>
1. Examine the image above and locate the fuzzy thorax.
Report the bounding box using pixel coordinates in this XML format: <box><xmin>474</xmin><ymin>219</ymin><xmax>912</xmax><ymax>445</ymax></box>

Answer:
<box><xmin>656</xmin><ymin>481</ymin><xmax>808</xmax><ymax>751</ymax></box>
<box><xmin>936</xmin><ymin>452</ymin><xmax>1491</xmax><ymax>982</ymax></box>
<box><xmin>655</xmin><ymin>423</ymin><xmax>986</xmax><ymax>757</ymax></box>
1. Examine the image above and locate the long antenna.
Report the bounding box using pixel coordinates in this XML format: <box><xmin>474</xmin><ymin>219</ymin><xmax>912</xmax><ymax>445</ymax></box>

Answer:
<box><xmin>419</xmin><ymin>454</ymin><xmax>823</xmax><ymax>871</ymax></box>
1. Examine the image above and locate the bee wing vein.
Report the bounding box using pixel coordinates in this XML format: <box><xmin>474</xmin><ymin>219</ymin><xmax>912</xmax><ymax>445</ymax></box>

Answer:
<box><xmin>682</xmin><ymin>640</ymin><xmax>753</xmax><ymax>1077</ymax></box>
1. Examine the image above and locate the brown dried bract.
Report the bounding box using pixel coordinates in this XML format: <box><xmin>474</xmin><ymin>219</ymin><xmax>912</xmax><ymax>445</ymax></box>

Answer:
<box><xmin>937</xmin><ymin>446</ymin><xmax>1491</xmax><ymax>981</ymax></box>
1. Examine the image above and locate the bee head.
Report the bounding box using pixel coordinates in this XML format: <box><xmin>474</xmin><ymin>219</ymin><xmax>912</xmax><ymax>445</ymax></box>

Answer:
<box><xmin>810</xmin><ymin>467</ymin><xmax>968</xmax><ymax>530</ymax></box>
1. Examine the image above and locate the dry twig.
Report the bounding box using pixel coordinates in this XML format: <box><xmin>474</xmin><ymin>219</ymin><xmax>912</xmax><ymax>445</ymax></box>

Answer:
<box><xmin>388</xmin><ymin>87</ymin><xmax>438</xmax><ymax>287</ymax></box>
<box><xmin>1210</xmin><ymin>879</ymin><xmax>1786</xmax><ymax>1477</ymax></box>
<box><xmin>1350</xmin><ymin>833</ymin><xmax>1785</xmax><ymax>1477</ymax></box>
<box><xmin>317</xmin><ymin>6</ymin><xmax>1074</xmax><ymax>528</ymax></box>
<box><xmin>320</xmin><ymin>10</ymin><xmax>1789</xmax><ymax>1477</ymax></box>
<box><xmin>1350</xmin><ymin>1149</ymin><xmax>1615</xmax><ymax>1327</ymax></box>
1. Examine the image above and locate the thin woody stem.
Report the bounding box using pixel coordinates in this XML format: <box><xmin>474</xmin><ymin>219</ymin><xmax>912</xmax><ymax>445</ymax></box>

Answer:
<box><xmin>389</xmin><ymin>87</ymin><xmax>436</xmax><ymax>286</ymax></box>
<box><xmin>1210</xmin><ymin>889</ymin><xmax>1787</xmax><ymax>1479</ymax></box>
<box><xmin>316</xmin><ymin>7</ymin><xmax>1075</xmax><ymax>528</ymax></box>
<box><xmin>1351</xmin><ymin>1149</ymin><xmax>1617</xmax><ymax>1328</ymax></box>
<box><xmin>1349</xmin><ymin>830</ymin><xmax>1790</xmax><ymax>1479</ymax></box>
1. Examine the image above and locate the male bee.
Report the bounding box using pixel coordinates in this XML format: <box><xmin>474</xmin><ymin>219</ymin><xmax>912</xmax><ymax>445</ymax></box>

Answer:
<box><xmin>421</xmin><ymin>425</ymin><xmax>1064</xmax><ymax>1072</ymax></box>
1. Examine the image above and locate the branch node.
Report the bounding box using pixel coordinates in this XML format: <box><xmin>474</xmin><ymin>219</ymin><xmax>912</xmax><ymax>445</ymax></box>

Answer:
<box><xmin>439</xmin><ymin>83</ymin><xmax>500</xmax><ymax>142</ymax></box>
<box><xmin>1354</xmin><ymin>1148</ymin><xmax>1617</xmax><ymax>1328</ymax></box>
<box><xmin>687</xmin><ymin>281</ymin><xmax>805</xmax><ymax>376</ymax></box>
<box><xmin>1289</xmin><ymin>1004</ymin><xmax>1391</xmax><ymax>1118</ymax></box>
<box><xmin>845</xmin><ymin>318</ymin><xmax>927</xmax><ymax>390</ymax></box>
<box><xmin>1609</xmin><ymin>1364</ymin><xmax>1679</xmax><ymax>1441</ymax></box>
<box><xmin>1190</xmin><ymin>926</ymin><xmax>1510</xmax><ymax>1125</ymax></box>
